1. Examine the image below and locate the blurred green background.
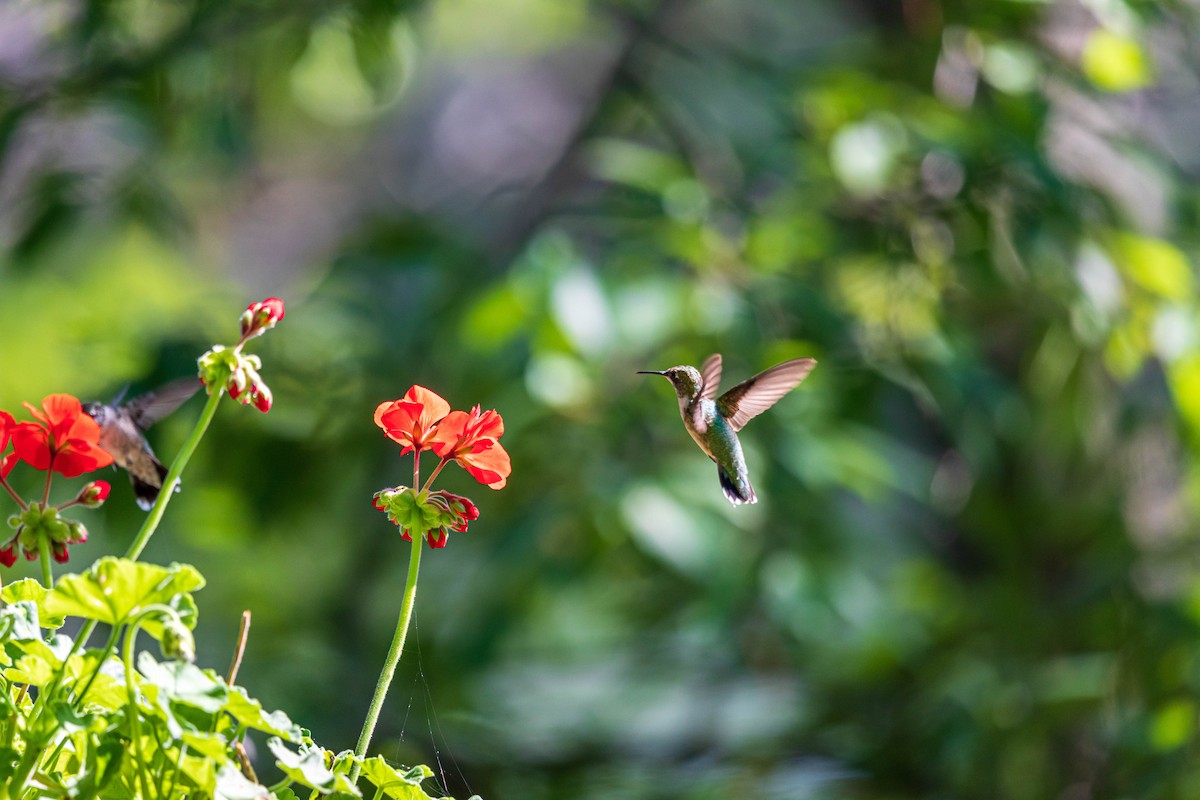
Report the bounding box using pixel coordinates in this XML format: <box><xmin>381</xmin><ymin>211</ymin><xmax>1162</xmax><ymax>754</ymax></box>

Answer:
<box><xmin>3</xmin><ymin>0</ymin><xmax>1200</xmax><ymax>796</ymax></box>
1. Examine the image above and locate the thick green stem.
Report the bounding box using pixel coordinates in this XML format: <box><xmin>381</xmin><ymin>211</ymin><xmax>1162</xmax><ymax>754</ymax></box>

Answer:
<box><xmin>124</xmin><ymin>387</ymin><xmax>223</xmax><ymax>561</ymax></box>
<box><xmin>349</xmin><ymin>536</ymin><xmax>423</xmax><ymax>783</ymax></box>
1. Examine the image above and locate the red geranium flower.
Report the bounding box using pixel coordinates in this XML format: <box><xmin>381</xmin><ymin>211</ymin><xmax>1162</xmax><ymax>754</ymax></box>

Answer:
<box><xmin>429</xmin><ymin>405</ymin><xmax>511</xmax><ymax>489</ymax></box>
<box><xmin>374</xmin><ymin>386</ymin><xmax>451</xmax><ymax>454</ymax></box>
<box><xmin>11</xmin><ymin>395</ymin><xmax>114</xmax><ymax>478</ymax></box>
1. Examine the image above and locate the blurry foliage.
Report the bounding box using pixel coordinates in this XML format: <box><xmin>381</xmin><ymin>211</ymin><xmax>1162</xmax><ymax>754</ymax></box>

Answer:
<box><xmin>4</xmin><ymin>0</ymin><xmax>1200</xmax><ymax>797</ymax></box>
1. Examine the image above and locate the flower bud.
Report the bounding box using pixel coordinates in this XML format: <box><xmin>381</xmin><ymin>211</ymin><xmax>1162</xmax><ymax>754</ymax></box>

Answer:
<box><xmin>0</xmin><ymin>542</ymin><xmax>16</xmax><ymax>568</ymax></box>
<box><xmin>241</xmin><ymin>297</ymin><xmax>286</xmax><ymax>340</ymax></box>
<box><xmin>78</xmin><ymin>480</ymin><xmax>110</xmax><ymax>508</ymax></box>
<box><xmin>251</xmin><ymin>383</ymin><xmax>273</xmax><ymax>413</ymax></box>
<box><xmin>66</xmin><ymin>520</ymin><xmax>88</xmax><ymax>544</ymax></box>
<box><xmin>52</xmin><ymin>542</ymin><xmax>69</xmax><ymax>563</ymax></box>
<box><xmin>160</xmin><ymin>617</ymin><xmax>196</xmax><ymax>663</ymax></box>
<box><xmin>24</xmin><ymin>548</ymin><xmax>36</xmax><ymax>561</ymax></box>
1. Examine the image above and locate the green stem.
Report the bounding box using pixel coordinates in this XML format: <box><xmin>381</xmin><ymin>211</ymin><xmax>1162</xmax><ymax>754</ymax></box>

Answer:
<box><xmin>348</xmin><ymin>535</ymin><xmax>423</xmax><ymax>784</ymax></box>
<box><xmin>37</xmin><ymin>536</ymin><xmax>52</xmax><ymax>589</ymax></box>
<box><xmin>124</xmin><ymin>386</ymin><xmax>223</xmax><ymax>561</ymax></box>
<box><xmin>72</xmin><ymin>624</ymin><xmax>123</xmax><ymax>709</ymax></box>
<box><xmin>122</xmin><ymin>606</ymin><xmax>177</xmax><ymax>800</ymax></box>
<box><xmin>124</xmin><ymin>620</ymin><xmax>155</xmax><ymax>800</ymax></box>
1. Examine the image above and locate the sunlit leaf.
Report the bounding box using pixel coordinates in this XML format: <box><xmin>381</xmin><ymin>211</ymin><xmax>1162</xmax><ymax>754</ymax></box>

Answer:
<box><xmin>268</xmin><ymin>738</ymin><xmax>360</xmax><ymax>796</ymax></box>
<box><xmin>2</xmin><ymin>579</ymin><xmax>65</xmax><ymax>628</ymax></box>
<box><xmin>0</xmin><ymin>601</ymin><xmax>42</xmax><ymax>642</ymax></box>
<box><xmin>138</xmin><ymin>652</ymin><xmax>229</xmax><ymax>714</ymax></box>
<box><xmin>215</xmin><ymin>762</ymin><xmax>269</xmax><ymax>800</ymax></box>
<box><xmin>224</xmin><ymin>687</ymin><xmax>303</xmax><ymax>741</ymax></box>
<box><xmin>359</xmin><ymin>757</ymin><xmax>438</xmax><ymax>800</ymax></box>
<box><xmin>44</xmin><ymin>558</ymin><xmax>204</xmax><ymax>628</ymax></box>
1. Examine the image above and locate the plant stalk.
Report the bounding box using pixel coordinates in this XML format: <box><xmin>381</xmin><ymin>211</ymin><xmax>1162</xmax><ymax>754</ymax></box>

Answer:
<box><xmin>349</xmin><ymin>534</ymin><xmax>423</xmax><ymax>783</ymax></box>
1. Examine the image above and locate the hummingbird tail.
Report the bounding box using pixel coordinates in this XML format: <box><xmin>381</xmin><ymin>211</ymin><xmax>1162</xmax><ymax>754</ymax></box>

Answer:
<box><xmin>130</xmin><ymin>461</ymin><xmax>171</xmax><ymax>512</ymax></box>
<box><xmin>717</xmin><ymin>465</ymin><xmax>757</xmax><ymax>505</ymax></box>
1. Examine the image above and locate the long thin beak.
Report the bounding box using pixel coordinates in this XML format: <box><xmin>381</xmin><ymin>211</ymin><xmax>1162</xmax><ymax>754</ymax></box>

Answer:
<box><xmin>637</xmin><ymin>370</ymin><xmax>665</xmax><ymax>376</ymax></box>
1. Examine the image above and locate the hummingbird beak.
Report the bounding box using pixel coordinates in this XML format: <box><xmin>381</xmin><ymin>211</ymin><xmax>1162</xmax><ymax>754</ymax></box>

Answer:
<box><xmin>637</xmin><ymin>370</ymin><xmax>666</xmax><ymax>376</ymax></box>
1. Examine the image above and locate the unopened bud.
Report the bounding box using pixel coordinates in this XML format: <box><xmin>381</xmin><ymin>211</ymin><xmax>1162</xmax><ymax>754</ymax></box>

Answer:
<box><xmin>0</xmin><ymin>542</ymin><xmax>16</xmax><ymax>568</ymax></box>
<box><xmin>241</xmin><ymin>297</ymin><xmax>286</xmax><ymax>340</ymax></box>
<box><xmin>251</xmin><ymin>383</ymin><xmax>273</xmax><ymax>413</ymax></box>
<box><xmin>52</xmin><ymin>542</ymin><xmax>69</xmax><ymax>563</ymax></box>
<box><xmin>78</xmin><ymin>480</ymin><xmax>110</xmax><ymax>508</ymax></box>
<box><xmin>160</xmin><ymin>617</ymin><xmax>196</xmax><ymax>662</ymax></box>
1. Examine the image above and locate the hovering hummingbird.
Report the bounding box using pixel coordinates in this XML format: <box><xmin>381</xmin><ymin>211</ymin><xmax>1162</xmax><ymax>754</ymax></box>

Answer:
<box><xmin>83</xmin><ymin>378</ymin><xmax>202</xmax><ymax>510</ymax></box>
<box><xmin>639</xmin><ymin>354</ymin><xmax>816</xmax><ymax>505</ymax></box>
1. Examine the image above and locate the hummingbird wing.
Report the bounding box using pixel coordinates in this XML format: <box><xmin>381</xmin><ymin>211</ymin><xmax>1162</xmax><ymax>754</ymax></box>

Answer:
<box><xmin>699</xmin><ymin>354</ymin><xmax>723</xmax><ymax>401</ymax></box>
<box><xmin>125</xmin><ymin>377</ymin><xmax>203</xmax><ymax>429</ymax></box>
<box><xmin>716</xmin><ymin>358</ymin><xmax>816</xmax><ymax>432</ymax></box>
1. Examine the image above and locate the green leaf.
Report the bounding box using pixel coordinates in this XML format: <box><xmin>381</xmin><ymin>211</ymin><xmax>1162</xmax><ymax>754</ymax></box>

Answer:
<box><xmin>182</xmin><ymin>730</ymin><xmax>232</xmax><ymax>762</ymax></box>
<box><xmin>215</xmin><ymin>763</ymin><xmax>269</xmax><ymax>800</ymax></box>
<box><xmin>0</xmin><ymin>601</ymin><xmax>42</xmax><ymax>641</ymax></box>
<box><xmin>138</xmin><ymin>652</ymin><xmax>229</xmax><ymax>713</ymax></box>
<box><xmin>359</xmin><ymin>757</ymin><xmax>438</xmax><ymax>800</ymax></box>
<box><xmin>2</xmin><ymin>578</ymin><xmax>65</xmax><ymax>628</ymax></box>
<box><xmin>74</xmin><ymin>651</ymin><xmax>128</xmax><ymax>710</ymax></box>
<box><xmin>5</xmin><ymin>637</ymin><xmax>70</xmax><ymax>686</ymax></box>
<box><xmin>224</xmin><ymin>687</ymin><xmax>303</xmax><ymax>740</ymax></box>
<box><xmin>268</xmin><ymin>738</ymin><xmax>360</xmax><ymax>796</ymax></box>
<box><xmin>43</xmin><ymin>558</ymin><xmax>204</xmax><ymax>628</ymax></box>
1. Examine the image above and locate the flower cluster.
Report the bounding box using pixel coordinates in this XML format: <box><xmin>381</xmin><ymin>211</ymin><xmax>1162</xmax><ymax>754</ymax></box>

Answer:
<box><xmin>0</xmin><ymin>395</ymin><xmax>112</xmax><ymax>567</ymax></box>
<box><xmin>2</xmin><ymin>505</ymin><xmax>89</xmax><ymax>566</ymax></box>
<box><xmin>372</xmin><ymin>385</ymin><xmax>509</xmax><ymax>549</ymax></box>
<box><xmin>372</xmin><ymin>488</ymin><xmax>479</xmax><ymax>549</ymax></box>
<box><xmin>198</xmin><ymin>297</ymin><xmax>285</xmax><ymax>413</ymax></box>
<box><xmin>374</xmin><ymin>386</ymin><xmax>510</xmax><ymax>490</ymax></box>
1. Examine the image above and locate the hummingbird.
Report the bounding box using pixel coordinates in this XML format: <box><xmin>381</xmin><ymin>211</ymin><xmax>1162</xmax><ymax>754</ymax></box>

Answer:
<box><xmin>83</xmin><ymin>377</ymin><xmax>202</xmax><ymax>510</ymax></box>
<box><xmin>639</xmin><ymin>354</ymin><xmax>816</xmax><ymax>505</ymax></box>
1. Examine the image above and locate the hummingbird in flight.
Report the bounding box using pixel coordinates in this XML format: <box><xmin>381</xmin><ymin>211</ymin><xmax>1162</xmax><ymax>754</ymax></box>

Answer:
<box><xmin>639</xmin><ymin>354</ymin><xmax>816</xmax><ymax>505</ymax></box>
<box><xmin>83</xmin><ymin>377</ymin><xmax>202</xmax><ymax>510</ymax></box>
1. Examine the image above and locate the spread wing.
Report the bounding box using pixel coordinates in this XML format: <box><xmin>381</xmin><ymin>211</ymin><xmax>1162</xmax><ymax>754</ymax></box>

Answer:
<box><xmin>716</xmin><ymin>358</ymin><xmax>816</xmax><ymax>431</ymax></box>
<box><xmin>699</xmin><ymin>354</ymin><xmax>723</xmax><ymax>401</ymax></box>
<box><xmin>126</xmin><ymin>377</ymin><xmax>202</xmax><ymax>429</ymax></box>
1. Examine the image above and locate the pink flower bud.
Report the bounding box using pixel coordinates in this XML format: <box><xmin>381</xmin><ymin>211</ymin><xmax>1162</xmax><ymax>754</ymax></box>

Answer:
<box><xmin>0</xmin><ymin>543</ymin><xmax>16</xmax><ymax>568</ymax></box>
<box><xmin>52</xmin><ymin>542</ymin><xmax>69</xmax><ymax>563</ymax></box>
<box><xmin>24</xmin><ymin>548</ymin><xmax>36</xmax><ymax>561</ymax></box>
<box><xmin>251</xmin><ymin>383</ymin><xmax>273</xmax><ymax>413</ymax></box>
<box><xmin>241</xmin><ymin>297</ymin><xmax>286</xmax><ymax>339</ymax></box>
<box><xmin>78</xmin><ymin>480</ymin><xmax>110</xmax><ymax>508</ymax></box>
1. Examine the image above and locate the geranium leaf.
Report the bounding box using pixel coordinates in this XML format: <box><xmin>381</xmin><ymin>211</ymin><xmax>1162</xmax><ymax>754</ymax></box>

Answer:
<box><xmin>43</xmin><ymin>558</ymin><xmax>204</xmax><ymax>627</ymax></box>
<box><xmin>225</xmin><ymin>687</ymin><xmax>303</xmax><ymax>740</ymax></box>
<box><xmin>0</xmin><ymin>601</ymin><xmax>42</xmax><ymax>642</ymax></box>
<box><xmin>215</xmin><ymin>763</ymin><xmax>269</xmax><ymax>800</ymax></box>
<box><xmin>359</xmin><ymin>757</ymin><xmax>438</xmax><ymax>800</ymax></box>
<box><xmin>138</xmin><ymin>652</ymin><xmax>228</xmax><ymax>714</ymax></box>
<box><xmin>268</xmin><ymin>738</ymin><xmax>360</xmax><ymax>797</ymax></box>
<box><xmin>2</xmin><ymin>579</ymin><xmax>65</xmax><ymax>628</ymax></box>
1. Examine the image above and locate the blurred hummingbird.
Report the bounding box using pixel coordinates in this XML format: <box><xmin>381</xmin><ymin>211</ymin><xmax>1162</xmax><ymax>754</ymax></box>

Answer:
<box><xmin>83</xmin><ymin>378</ymin><xmax>202</xmax><ymax>510</ymax></box>
<box><xmin>639</xmin><ymin>354</ymin><xmax>816</xmax><ymax>505</ymax></box>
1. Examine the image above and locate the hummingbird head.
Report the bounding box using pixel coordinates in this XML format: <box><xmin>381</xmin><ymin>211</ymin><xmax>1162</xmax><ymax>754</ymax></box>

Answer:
<box><xmin>637</xmin><ymin>365</ymin><xmax>703</xmax><ymax>399</ymax></box>
<box><xmin>81</xmin><ymin>402</ymin><xmax>110</xmax><ymax>424</ymax></box>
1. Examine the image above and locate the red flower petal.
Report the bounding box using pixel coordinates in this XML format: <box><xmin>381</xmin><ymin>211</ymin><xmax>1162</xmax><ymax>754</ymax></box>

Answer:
<box><xmin>374</xmin><ymin>386</ymin><xmax>451</xmax><ymax>453</ymax></box>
